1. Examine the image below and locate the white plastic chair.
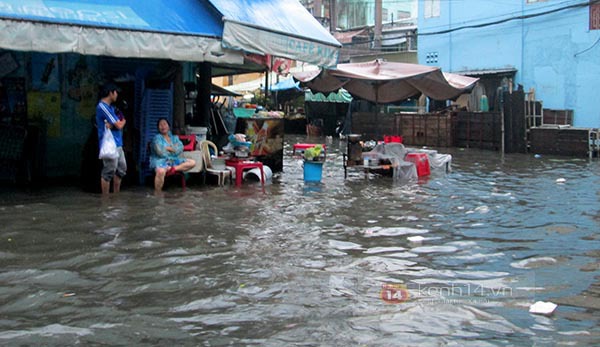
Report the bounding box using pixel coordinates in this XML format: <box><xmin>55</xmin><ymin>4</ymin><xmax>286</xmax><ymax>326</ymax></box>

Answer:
<box><xmin>200</xmin><ymin>140</ymin><xmax>232</xmax><ymax>186</ymax></box>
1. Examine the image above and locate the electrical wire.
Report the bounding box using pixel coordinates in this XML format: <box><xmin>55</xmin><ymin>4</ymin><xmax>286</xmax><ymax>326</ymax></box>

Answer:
<box><xmin>417</xmin><ymin>0</ymin><xmax>584</xmax><ymax>32</ymax></box>
<box><xmin>419</xmin><ymin>0</ymin><xmax>597</xmax><ymax>36</ymax></box>
<box><xmin>326</xmin><ymin>0</ymin><xmax>600</xmax><ymax>35</ymax></box>
<box><xmin>574</xmin><ymin>35</ymin><xmax>600</xmax><ymax>56</ymax></box>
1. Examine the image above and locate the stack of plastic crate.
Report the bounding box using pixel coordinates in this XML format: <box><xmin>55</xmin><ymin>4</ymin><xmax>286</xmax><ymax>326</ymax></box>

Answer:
<box><xmin>133</xmin><ymin>70</ymin><xmax>147</xmax><ymax>182</ymax></box>
<box><xmin>137</xmin><ymin>85</ymin><xmax>173</xmax><ymax>184</ymax></box>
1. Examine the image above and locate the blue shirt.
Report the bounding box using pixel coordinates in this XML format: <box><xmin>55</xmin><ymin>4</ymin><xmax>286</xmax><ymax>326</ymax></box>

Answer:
<box><xmin>96</xmin><ymin>101</ymin><xmax>123</xmax><ymax>148</ymax></box>
<box><xmin>149</xmin><ymin>132</ymin><xmax>186</xmax><ymax>169</ymax></box>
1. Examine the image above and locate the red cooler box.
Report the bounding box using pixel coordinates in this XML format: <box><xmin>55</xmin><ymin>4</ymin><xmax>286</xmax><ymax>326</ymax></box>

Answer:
<box><xmin>405</xmin><ymin>153</ymin><xmax>430</xmax><ymax>177</ymax></box>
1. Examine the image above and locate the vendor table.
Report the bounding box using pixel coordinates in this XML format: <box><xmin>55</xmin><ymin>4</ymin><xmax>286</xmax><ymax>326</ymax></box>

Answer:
<box><xmin>342</xmin><ymin>153</ymin><xmax>416</xmax><ymax>179</ymax></box>
<box><xmin>344</xmin><ymin>161</ymin><xmax>395</xmax><ymax>179</ymax></box>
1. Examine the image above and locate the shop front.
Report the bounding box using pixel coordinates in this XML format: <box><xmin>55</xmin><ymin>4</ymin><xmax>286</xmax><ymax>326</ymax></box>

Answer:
<box><xmin>0</xmin><ymin>0</ymin><xmax>340</xmax><ymax>189</ymax></box>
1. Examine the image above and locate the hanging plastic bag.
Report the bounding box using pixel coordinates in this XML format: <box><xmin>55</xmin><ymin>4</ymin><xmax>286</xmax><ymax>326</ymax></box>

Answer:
<box><xmin>99</xmin><ymin>129</ymin><xmax>118</xmax><ymax>159</ymax></box>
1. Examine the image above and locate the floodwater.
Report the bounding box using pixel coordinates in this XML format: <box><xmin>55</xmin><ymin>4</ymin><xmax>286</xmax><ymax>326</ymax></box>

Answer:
<box><xmin>1</xmin><ymin>134</ymin><xmax>599</xmax><ymax>346</ymax></box>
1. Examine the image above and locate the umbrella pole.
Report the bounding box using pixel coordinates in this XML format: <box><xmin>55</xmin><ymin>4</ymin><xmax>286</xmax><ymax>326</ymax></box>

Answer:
<box><xmin>375</xmin><ymin>103</ymin><xmax>380</xmax><ymax>140</ymax></box>
<box><xmin>264</xmin><ymin>70</ymin><xmax>269</xmax><ymax>107</ymax></box>
<box><xmin>375</xmin><ymin>86</ymin><xmax>380</xmax><ymax>140</ymax></box>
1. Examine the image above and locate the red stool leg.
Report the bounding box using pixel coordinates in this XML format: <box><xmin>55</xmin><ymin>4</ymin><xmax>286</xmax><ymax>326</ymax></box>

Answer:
<box><xmin>236</xmin><ymin>167</ymin><xmax>243</xmax><ymax>186</ymax></box>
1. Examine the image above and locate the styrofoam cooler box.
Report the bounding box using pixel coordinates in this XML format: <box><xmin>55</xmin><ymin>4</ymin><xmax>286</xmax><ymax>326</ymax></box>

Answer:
<box><xmin>181</xmin><ymin>151</ymin><xmax>204</xmax><ymax>173</ymax></box>
<box><xmin>187</xmin><ymin>126</ymin><xmax>207</xmax><ymax>146</ymax></box>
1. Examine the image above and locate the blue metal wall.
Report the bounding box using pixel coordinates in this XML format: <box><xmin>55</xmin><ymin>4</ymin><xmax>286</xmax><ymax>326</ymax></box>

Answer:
<box><xmin>418</xmin><ymin>0</ymin><xmax>599</xmax><ymax>127</ymax></box>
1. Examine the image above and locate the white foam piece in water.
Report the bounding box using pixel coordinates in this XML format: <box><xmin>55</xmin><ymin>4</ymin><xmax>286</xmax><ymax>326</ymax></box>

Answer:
<box><xmin>529</xmin><ymin>301</ymin><xmax>557</xmax><ymax>315</ymax></box>
<box><xmin>407</xmin><ymin>235</ymin><xmax>426</xmax><ymax>242</ymax></box>
<box><xmin>556</xmin><ymin>178</ymin><xmax>566</xmax><ymax>183</ymax></box>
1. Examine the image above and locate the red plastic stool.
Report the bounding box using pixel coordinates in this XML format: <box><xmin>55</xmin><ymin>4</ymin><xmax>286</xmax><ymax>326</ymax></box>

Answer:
<box><xmin>177</xmin><ymin>135</ymin><xmax>197</xmax><ymax>151</ymax></box>
<box><xmin>405</xmin><ymin>153</ymin><xmax>430</xmax><ymax>177</ymax></box>
<box><xmin>225</xmin><ymin>159</ymin><xmax>265</xmax><ymax>192</ymax></box>
<box><xmin>166</xmin><ymin>169</ymin><xmax>186</xmax><ymax>191</ymax></box>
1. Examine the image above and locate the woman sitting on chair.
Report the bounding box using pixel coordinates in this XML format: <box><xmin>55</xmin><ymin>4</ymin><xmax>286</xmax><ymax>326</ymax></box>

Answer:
<box><xmin>150</xmin><ymin>118</ymin><xmax>195</xmax><ymax>191</ymax></box>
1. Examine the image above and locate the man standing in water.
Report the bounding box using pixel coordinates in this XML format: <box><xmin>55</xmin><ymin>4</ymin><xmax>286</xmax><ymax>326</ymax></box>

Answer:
<box><xmin>96</xmin><ymin>82</ymin><xmax>126</xmax><ymax>195</ymax></box>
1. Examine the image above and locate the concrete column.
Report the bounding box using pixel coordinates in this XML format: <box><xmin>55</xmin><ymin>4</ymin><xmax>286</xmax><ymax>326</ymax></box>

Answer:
<box><xmin>194</xmin><ymin>62</ymin><xmax>211</xmax><ymax>127</ymax></box>
<box><xmin>314</xmin><ymin>0</ymin><xmax>322</xmax><ymax>17</ymax></box>
<box><xmin>330</xmin><ymin>0</ymin><xmax>337</xmax><ymax>30</ymax></box>
<box><xmin>173</xmin><ymin>63</ymin><xmax>185</xmax><ymax>132</ymax></box>
<box><xmin>374</xmin><ymin>0</ymin><xmax>382</xmax><ymax>49</ymax></box>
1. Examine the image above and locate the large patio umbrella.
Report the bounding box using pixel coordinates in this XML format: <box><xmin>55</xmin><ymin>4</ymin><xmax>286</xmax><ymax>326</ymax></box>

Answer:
<box><xmin>293</xmin><ymin>59</ymin><xmax>479</xmax><ymax>138</ymax></box>
<box><xmin>293</xmin><ymin>59</ymin><xmax>479</xmax><ymax>104</ymax></box>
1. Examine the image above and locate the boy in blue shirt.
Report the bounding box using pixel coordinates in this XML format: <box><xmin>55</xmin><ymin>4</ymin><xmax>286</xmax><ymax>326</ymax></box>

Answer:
<box><xmin>96</xmin><ymin>83</ymin><xmax>126</xmax><ymax>195</ymax></box>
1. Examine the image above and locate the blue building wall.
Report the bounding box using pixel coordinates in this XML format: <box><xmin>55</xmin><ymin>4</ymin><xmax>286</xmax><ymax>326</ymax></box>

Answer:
<box><xmin>418</xmin><ymin>0</ymin><xmax>599</xmax><ymax>127</ymax></box>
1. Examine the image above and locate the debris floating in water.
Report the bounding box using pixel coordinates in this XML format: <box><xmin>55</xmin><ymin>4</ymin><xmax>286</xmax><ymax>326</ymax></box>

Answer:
<box><xmin>529</xmin><ymin>301</ymin><xmax>557</xmax><ymax>315</ymax></box>
<box><xmin>556</xmin><ymin>178</ymin><xmax>567</xmax><ymax>184</ymax></box>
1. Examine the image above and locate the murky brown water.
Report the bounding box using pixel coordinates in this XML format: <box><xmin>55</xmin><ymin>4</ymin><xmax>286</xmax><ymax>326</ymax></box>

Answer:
<box><xmin>1</xmin><ymin>134</ymin><xmax>599</xmax><ymax>346</ymax></box>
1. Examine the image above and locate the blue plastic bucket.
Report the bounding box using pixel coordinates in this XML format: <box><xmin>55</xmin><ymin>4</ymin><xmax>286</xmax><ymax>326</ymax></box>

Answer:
<box><xmin>303</xmin><ymin>161</ymin><xmax>323</xmax><ymax>182</ymax></box>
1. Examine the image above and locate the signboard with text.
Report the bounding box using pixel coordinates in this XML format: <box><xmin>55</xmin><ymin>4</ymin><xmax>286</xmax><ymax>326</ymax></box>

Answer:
<box><xmin>223</xmin><ymin>21</ymin><xmax>339</xmax><ymax>67</ymax></box>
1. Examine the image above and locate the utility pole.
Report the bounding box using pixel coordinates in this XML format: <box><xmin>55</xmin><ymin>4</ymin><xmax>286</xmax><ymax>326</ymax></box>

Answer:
<box><xmin>330</xmin><ymin>0</ymin><xmax>337</xmax><ymax>31</ymax></box>
<box><xmin>374</xmin><ymin>0</ymin><xmax>382</xmax><ymax>49</ymax></box>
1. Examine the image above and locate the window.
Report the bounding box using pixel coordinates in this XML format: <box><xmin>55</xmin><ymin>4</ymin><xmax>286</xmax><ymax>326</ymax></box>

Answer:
<box><xmin>424</xmin><ymin>0</ymin><xmax>440</xmax><ymax>18</ymax></box>
<box><xmin>591</xmin><ymin>2</ymin><xmax>600</xmax><ymax>30</ymax></box>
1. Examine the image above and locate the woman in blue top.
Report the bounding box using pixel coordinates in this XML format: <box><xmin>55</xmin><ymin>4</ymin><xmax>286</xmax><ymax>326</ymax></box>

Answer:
<box><xmin>150</xmin><ymin>118</ymin><xmax>195</xmax><ymax>191</ymax></box>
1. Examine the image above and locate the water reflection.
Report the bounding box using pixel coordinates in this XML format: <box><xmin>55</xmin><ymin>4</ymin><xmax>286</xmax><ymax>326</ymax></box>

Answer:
<box><xmin>0</xmin><ymin>134</ymin><xmax>599</xmax><ymax>345</ymax></box>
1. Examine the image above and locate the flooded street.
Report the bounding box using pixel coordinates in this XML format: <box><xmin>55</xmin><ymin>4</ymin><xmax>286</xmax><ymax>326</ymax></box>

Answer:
<box><xmin>1</xmin><ymin>134</ymin><xmax>599</xmax><ymax>346</ymax></box>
